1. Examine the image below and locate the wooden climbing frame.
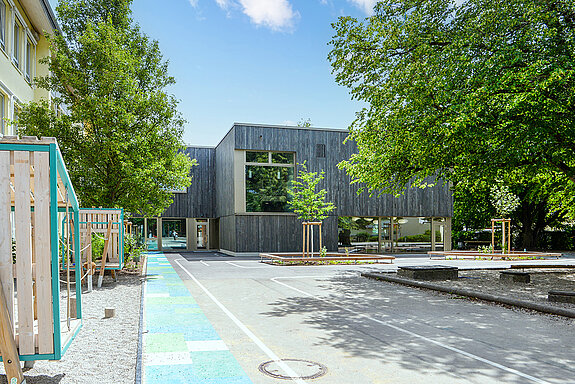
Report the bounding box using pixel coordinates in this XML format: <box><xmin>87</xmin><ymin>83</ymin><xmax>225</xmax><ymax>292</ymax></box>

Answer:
<box><xmin>0</xmin><ymin>136</ymin><xmax>82</xmax><ymax>381</ymax></box>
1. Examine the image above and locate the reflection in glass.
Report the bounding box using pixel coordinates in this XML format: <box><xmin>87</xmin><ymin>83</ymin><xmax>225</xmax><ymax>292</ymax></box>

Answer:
<box><xmin>246</xmin><ymin>151</ymin><xmax>268</xmax><ymax>163</ymax></box>
<box><xmin>246</xmin><ymin>165</ymin><xmax>294</xmax><ymax>212</ymax></box>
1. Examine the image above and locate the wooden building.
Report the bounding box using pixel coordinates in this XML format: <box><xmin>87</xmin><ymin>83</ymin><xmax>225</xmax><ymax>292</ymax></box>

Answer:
<box><xmin>138</xmin><ymin>123</ymin><xmax>453</xmax><ymax>255</ymax></box>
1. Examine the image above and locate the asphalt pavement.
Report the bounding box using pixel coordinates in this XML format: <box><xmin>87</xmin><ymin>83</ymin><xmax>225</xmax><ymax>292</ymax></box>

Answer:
<box><xmin>160</xmin><ymin>252</ymin><xmax>575</xmax><ymax>384</ymax></box>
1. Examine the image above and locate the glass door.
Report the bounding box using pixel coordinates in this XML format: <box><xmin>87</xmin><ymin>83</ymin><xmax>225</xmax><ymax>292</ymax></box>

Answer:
<box><xmin>196</xmin><ymin>220</ymin><xmax>208</xmax><ymax>249</ymax></box>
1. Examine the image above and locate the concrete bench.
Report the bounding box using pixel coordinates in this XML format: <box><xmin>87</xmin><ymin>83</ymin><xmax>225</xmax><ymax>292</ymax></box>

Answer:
<box><xmin>397</xmin><ymin>266</ymin><xmax>458</xmax><ymax>280</ymax></box>
<box><xmin>548</xmin><ymin>291</ymin><xmax>575</xmax><ymax>304</ymax></box>
<box><xmin>500</xmin><ymin>271</ymin><xmax>530</xmax><ymax>283</ymax></box>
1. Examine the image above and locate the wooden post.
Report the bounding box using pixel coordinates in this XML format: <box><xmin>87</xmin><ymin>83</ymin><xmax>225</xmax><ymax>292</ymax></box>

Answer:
<box><xmin>84</xmin><ymin>222</ymin><xmax>93</xmax><ymax>292</ymax></box>
<box><xmin>0</xmin><ymin>285</ymin><xmax>25</xmax><ymax>384</ymax></box>
<box><xmin>507</xmin><ymin>220</ymin><xmax>511</xmax><ymax>254</ymax></box>
<box><xmin>491</xmin><ymin>220</ymin><xmax>495</xmax><ymax>251</ymax></box>
<box><xmin>97</xmin><ymin>220</ymin><xmax>113</xmax><ymax>288</ymax></box>
<box><xmin>319</xmin><ymin>222</ymin><xmax>322</xmax><ymax>252</ymax></box>
<box><xmin>301</xmin><ymin>221</ymin><xmax>306</xmax><ymax>257</ymax></box>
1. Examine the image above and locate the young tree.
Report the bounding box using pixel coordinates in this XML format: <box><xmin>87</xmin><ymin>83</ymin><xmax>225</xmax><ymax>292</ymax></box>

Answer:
<box><xmin>288</xmin><ymin>162</ymin><xmax>336</xmax><ymax>255</ymax></box>
<box><xmin>18</xmin><ymin>0</ymin><xmax>195</xmax><ymax>216</ymax></box>
<box><xmin>328</xmin><ymin>0</ymin><xmax>575</xmax><ymax>247</ymax></box>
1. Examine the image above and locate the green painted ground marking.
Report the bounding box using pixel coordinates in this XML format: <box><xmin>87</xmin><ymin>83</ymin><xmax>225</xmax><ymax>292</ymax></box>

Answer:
<box><xmin>190</xmin><ymin>351</ymin><xmax>247</xmax><ymax>378</ymax></box>
<box><xmin>145</xmin><ymin>333</ymin><xmax>188</xmax><ymax>353</ymax></box>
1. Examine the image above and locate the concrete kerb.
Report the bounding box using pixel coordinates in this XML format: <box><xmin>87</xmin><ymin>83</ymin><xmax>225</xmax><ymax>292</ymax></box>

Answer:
<box><xmin>361</xmin><ymin>272</ymin><xmax>575</xmax><ymax>319</ymax></box>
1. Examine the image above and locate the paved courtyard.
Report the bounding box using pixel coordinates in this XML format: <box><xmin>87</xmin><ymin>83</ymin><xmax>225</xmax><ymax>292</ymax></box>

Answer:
<box><xmin>138</xmin><ymin>252</ymin><xmax>575</xmax><ymax>384</ymax></box>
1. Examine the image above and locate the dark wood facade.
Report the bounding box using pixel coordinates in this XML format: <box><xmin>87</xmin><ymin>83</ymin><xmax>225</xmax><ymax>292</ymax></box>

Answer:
<box><xmin>162</xmin><ymin>123</ymin><xmax>453</xmax><ymax>254</ymax></box>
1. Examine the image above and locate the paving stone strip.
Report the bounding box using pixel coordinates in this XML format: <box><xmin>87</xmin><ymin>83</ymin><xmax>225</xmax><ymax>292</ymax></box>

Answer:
<box><xmin>141</xmin><ymin>253</ymin><xmax>253</xmax><ymax>384</ymax></box>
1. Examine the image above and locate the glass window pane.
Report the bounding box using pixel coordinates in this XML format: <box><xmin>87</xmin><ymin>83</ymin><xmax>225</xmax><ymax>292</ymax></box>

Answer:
<box><xmin>271</xmin><ymin>152</ymin><xmax>294</xmax><ymax>164</ymax></box>
<box><xmin>13</xmin><ymin>22</ymin><xmax>19</xmax><ymax>65</ymax></box>
<box><xmin>246</xmin><ymin>165</ymin><xmax>294</xmax><ymax>212</ymax></box>
<box><xmin>0</xmin><ymin>4</ymin><xmax>5</xmax><ymax>49</ymax></box>
<box><xmin>0</xmin><ymin>93</ymin><xmax>4</xmax><ymax>134</ymax></box>
<box><xmin>246</xmin><ymin>151</ymin><xmax>268</xmax><ymax>163</ymax></box>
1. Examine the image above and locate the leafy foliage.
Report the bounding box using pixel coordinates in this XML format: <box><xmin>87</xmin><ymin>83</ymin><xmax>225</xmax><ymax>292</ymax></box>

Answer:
<box><xmin>19</xmin><ymin>0</ymin><xmax>195</xmax><ymax>216</ymax></box>
<box><xmin>490</xmin><ymin>183</ymin><xmax>520</xmax><ymax>218</ymax></box>
<box><xmin>288</xmin><ymin>162</ymin><xmax>336</xmax><ymax>222</ymax></box>
<box><xmin>328</xmin><ymin>0</ymin><xmax>575</xmax><ymax>208</ymax></box>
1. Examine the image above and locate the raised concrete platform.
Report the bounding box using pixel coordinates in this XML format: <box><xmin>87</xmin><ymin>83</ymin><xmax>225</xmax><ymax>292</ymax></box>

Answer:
<box><xmin>500</xmin><ymin>271</ymin><xmax>530</xmax><ymax>283</ymax></box>
<box><xmin>548</xmin><ymin>290</ymin><xmax>575</xmax><ymax>304</ymax></box>
<box><xmin>397</xmin><ymin>265</ymin><xmax>458</xmax><ymax>280</ymax></box>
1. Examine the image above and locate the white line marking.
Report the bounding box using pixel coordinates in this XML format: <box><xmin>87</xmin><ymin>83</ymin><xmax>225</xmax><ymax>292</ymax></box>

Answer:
<box><xmin>174</xmin><ymin>259</ymin><xmax>308</xmax><ymax>384</ymax></box>
<box><xmin>199</xmin><ymin>260</ymin><xmax>210</xmax><ymax>267</ymax></box>
<box><xmin>226</xmin><ymin>261</ymin><xmax>268</xmax><ymax>269</ymax></box>
<box><xmin>270</xmin><ymin>277</ymin><xmax>552</xmax><ymax>384</ymax></box>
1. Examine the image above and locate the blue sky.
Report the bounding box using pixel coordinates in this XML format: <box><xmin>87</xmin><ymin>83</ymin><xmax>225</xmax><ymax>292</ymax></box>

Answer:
<box><xmin>49</xmin><ymin>0</ymin><xmax>377</xmax><ymax>146</ymax></box>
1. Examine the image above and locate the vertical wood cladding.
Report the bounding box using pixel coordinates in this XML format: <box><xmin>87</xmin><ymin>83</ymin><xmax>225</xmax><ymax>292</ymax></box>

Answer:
<box><xmin>163</xmin><ymin>123</ymin><xmax>453</xmax><ymax>253</ymax></box>
<box><xmin>233</xmin><ymin>124</ymin><xmax>453</xmax><ymax>218</ymax></box>
<box><xmin>162</xmin><ymin>147</ymin><xmax>215</xmax><ymax>218</ymax></box>
<box><xmin>215</xmin><ymin>128</ymin><xmax>236</xmax><ymax>218</ymax></box>
<box><xmin>234</xmin><ymin>215</ymin><xmax>338</xmax><ymax>253</ymax></box>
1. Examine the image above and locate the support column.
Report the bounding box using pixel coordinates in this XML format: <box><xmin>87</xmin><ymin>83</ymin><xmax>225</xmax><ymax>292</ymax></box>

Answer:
<box><xmin>444</xmin><ymin>217</ymin><xmax>452</xmax><ymax>251</ymax></box>
<box><xmin>143</xmin><ymin>218</ymin><xmax>148</xmax><ymax>248</ymax></box>
<box><xmin>191</xmin><ymin>219</ymin><xmax>198</xmax><ymax>251</ymax></box>
<box><xmin>186</xmin><ymin>218</ymin><xmax>194</xmax><ymax>251</ymax></box>
<box><xmin>390</xmin><ymin>217</ymin><xmax>395</xmax><ymax>253</ymax></box>
<box><xmin>377</xmin><ymin>217</ymin><xmax>382</xmax><ymax>254</ymax></box>
<box><xmin>157</xmin><ymin>217</ymin><xmax>163</xmax><ymax>251</ymax></box>
<box><xmin>430</xmin><ymin>218</ymin><xmax>436</xmax><ymax>251</ymax></box>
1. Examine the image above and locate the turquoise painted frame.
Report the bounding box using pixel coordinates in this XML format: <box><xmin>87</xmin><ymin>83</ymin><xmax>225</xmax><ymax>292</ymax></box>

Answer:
<box><xmin>0</xmin><ymin>142</ymin><xmax>82</xmax><ymax>361</ymax></box>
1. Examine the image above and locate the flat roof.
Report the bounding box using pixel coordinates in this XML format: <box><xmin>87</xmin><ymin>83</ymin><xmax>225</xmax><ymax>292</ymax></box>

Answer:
<box><xmin>186</xmin><ymin>122</ymin><xmax>349</xmax><ymax>148</ymax></box>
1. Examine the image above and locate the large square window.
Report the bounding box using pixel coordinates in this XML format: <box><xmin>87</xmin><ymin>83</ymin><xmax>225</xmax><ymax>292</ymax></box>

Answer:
<box><xmin>246</xmin><ymin>165</ymin><xmax>294</xmax><ymax>212</ymax></box>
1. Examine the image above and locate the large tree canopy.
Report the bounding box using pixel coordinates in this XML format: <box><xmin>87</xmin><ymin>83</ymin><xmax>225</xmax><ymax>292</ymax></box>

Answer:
<box><xmin>19</xmin><ymin>0</ymin><xmax>195</xmax><ymax>216</ymax></box>
<box><xmin>328</xmin><ymin>0</ymin><xmax>575</xmax><ymax>214</ymax></box>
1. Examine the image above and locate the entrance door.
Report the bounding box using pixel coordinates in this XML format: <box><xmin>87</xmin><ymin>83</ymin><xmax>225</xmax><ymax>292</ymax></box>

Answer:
<box><xmin>196</xmin><ymin>220</ymin><xmax>208</xmax><ymax>249</ymax></box>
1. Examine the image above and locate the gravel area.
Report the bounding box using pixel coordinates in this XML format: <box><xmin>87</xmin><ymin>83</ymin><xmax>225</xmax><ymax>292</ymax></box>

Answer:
<box><xmin>424</xmin><ymin>268</ymin><xmax>575</xmax><ymax>310</ymax></box>
<box><xmin>0</xmin><ymin>272</ymin><xmax>142</xmax><ymax>384</ymax></box>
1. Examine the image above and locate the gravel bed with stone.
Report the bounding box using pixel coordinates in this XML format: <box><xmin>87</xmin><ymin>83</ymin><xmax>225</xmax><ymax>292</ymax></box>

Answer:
<box><xmin>0</xmin><ymin>272</ymin><xmax>142</xmax><ymax>384</ymax></box>
<box><xmin>428</xmin><ymin>268</ymin><xmax>575</xmax><ymax>310</ymax></box>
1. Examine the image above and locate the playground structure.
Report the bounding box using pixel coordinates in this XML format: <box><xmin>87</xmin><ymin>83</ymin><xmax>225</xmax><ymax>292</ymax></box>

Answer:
<box><xmin>76</xmin><ymin>208</ymin><xmax>125</xmax><ymax>290</ymax></box>
<box><xmin>0</xmin><ymin>136</ymin><xmax>82</xmax><ymax>382</ymax></box>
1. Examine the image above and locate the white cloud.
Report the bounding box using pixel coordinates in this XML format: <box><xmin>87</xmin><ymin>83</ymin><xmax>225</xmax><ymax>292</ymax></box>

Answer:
<box><xmin>215</xmin><ymin>0</ymin><xmax>232</xmax><ymax>10</ymax></box>
<box><xmin>348</xmin><ymin>0</ymin><xmax>378</xmax><ymax>15</ymax></box>
<box><xmin>188</xmin><ymin>0</ymin><xmax>199</xmax><ymax>6</ymax></box>
<box><xmin>238</xmin><ymin>0</ymin><xmax>298</xmax><ymax>31</ymax></box>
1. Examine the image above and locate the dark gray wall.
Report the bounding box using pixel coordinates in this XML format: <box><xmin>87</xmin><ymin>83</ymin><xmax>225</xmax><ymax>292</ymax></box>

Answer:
<box><xmin>215</xmin><ymin>128</ymin><xmax>236</xmax><ymax>218</ymax></box>
<box><xmin>162</xmin><ymin>147</ymin><xmax>216</xmax><ymax>218</ymax></box>
<box><xmin>234</xmin><ymin>215</ymin><xmax>338</xmax><ymax>253</ymax></box>
<box><xmin>233</xmin><ymin>124</ymin><xmax>453</xmax><ymax>218</ymax></box>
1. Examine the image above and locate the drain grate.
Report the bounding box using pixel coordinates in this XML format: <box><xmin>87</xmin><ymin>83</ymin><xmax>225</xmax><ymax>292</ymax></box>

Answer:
<box><xmin>258</xmin><ymin>359</ymin><xmax>328</xmax><ymax>380</ymax></box>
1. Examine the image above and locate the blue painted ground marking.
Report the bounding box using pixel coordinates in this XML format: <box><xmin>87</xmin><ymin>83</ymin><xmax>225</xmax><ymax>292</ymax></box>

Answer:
<box><xmin>141</xmin><ymin>253</ymin><xmax>253</xmax><ymax>384</ymax></box>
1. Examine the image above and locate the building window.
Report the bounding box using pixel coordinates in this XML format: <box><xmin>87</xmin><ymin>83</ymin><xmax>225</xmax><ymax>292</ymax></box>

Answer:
<box><xmin>316</xmin><ymin>144</ymin><xmax>326</xmax><ymax>158</ymax></box>
<box><xmin>13</xmin><ymin>20</ymin><xmax>20</xmax><ymax>67</ymax></box>
<box><xmin>245</xmin><ymin>151</ymin><xmax>295</xmax><ymax>212</ymax></box>
<box><xmin>0</xmin><ymin>93</ymin><xmax>4</xmax><ymax>134</ymax></box>
<box><xmin>25</xmin><ymin>37</ymin><xmax>33</xmax><ymax>81</ymax></box>
<box><xmin>0</xmin><ymin>1</ymin><xmax>6</xmax><ymax>51</ymax></box>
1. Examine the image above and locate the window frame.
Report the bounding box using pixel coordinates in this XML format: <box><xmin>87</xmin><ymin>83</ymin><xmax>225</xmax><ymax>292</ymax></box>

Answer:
<box><xmin>12</xmin><ymin>17</ymin><xmax>19</xmax><ymax>67</ymax></box>
<box><xmin>243</xmin><ymin>150</ymin><xmax>296</xmax><ymax>213</ymax></box>
<box><xmin>0</xmin><ymin>1</ymin><xmax>6</xmax><ymax>52</ymax></box>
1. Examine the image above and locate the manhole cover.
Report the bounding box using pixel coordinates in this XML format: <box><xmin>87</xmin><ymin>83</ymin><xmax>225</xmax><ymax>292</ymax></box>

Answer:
<box><xmin>258</xmin><ymin>359</ymin><xmax>327</xmax><ymax>380</ymax></box>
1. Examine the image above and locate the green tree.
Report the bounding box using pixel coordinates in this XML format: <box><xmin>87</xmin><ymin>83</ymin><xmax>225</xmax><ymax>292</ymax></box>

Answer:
<box><xmin>297</xmin><ymin>118</ymin><xmax>313</xmax><ymax>127</ymax></box>
<box><xmin>328</xmin><ymin>0</ymin><xmax>575</xmax><ymax>247</ymax></box>
<box><xmin>18</xmin><ymin>0</ymin><xmax>195</xmax><ymax>216</ymax></box>
<box><xmin>288</xmin><ymin>162</ymin><xmax>336</xmax><ymax>222</ymax></box>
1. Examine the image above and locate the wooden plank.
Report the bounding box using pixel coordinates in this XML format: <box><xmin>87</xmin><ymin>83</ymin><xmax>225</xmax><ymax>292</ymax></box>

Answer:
<box><xmin>97</xmin><ymin>220</ymin><xmax>113</xmax><ymax>288</ymax></box>
<box><xmin>0</xmin><ymin>284</ymin><xmax>24</xmax><ymax>384</ymax></box>
<box><xmin>34</xmin><ymin>151</ymin><xmax>54</xmax><ymax>354</ymax></box>
<box><xmin>0</xmin><ymin>151</ymin><xmax>14</xmax><ymax>330</ymax></box>
<box><xmin>14</xmin><ymin>151</ymin><xmax>34</xmax><ymax>355</ymax></box>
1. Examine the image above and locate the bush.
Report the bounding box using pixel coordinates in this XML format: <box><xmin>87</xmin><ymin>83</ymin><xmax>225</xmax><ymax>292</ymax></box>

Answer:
<box><xmin>354</xmin><ymin>232</ymin><xmax>371</xmax><ymax>242</ymax></box>
<box><xmin>124</xmin><ymin>233</ymin><xmax>145</xmax><ymax>263</ymax></box>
